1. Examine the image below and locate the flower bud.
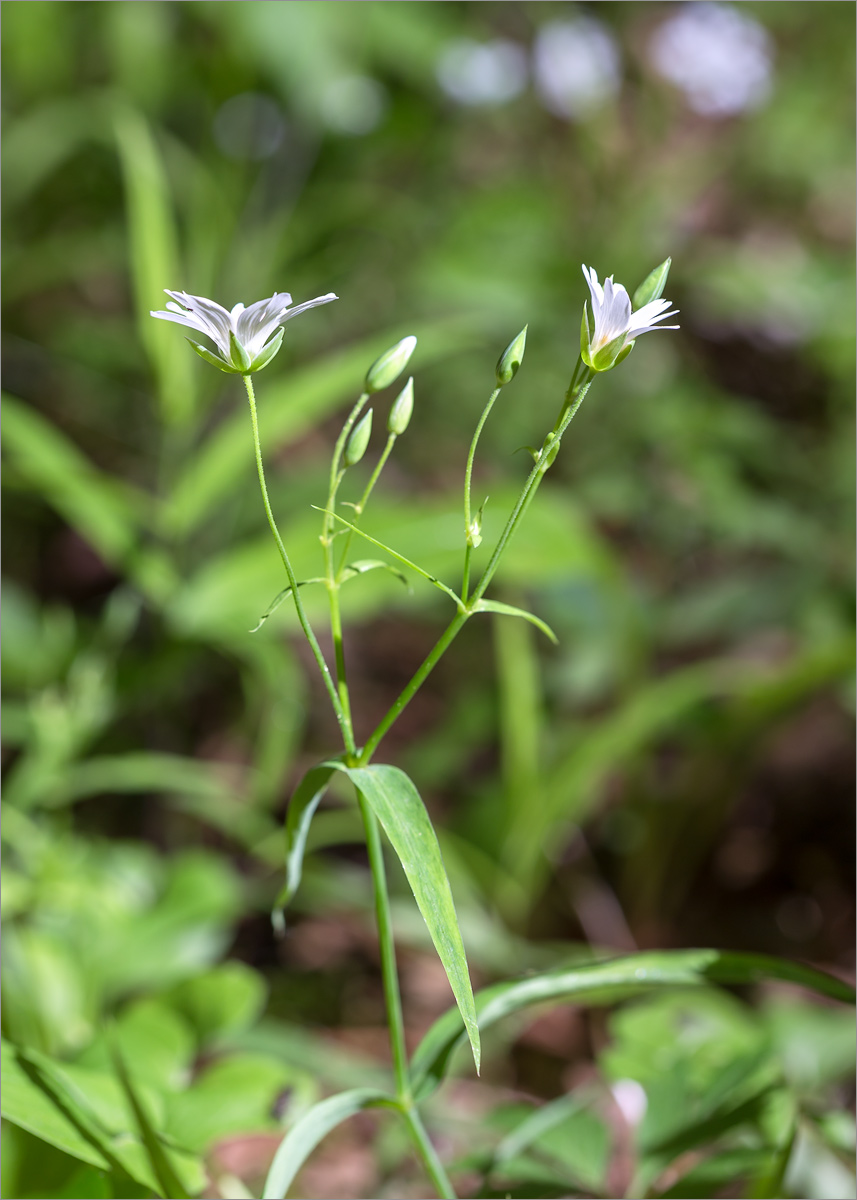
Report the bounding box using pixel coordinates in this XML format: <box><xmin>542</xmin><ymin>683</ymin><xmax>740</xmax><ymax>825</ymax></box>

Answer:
<box><xmin>365</xmin><ymin>336</ymin><xmax>417</xmax><ymax>394</ymax></box>
<box><xmin>344</xmin><ymin>408</ymin><xmax>373</xmax><ymax>467</ymax></box>
<box><xmin>632</xmin><ymin>257</ymin><xmax>671</xmax><ymax>311</ymax></box>
<box><xmin>387</xmin><ymin>377</ymin><xmax>414</xmax><ymax>435</ymax></box>
<box><xmin>495</xmin><ymin>325</ymin><xmax>527</xmax><ymax>386</ymax></box>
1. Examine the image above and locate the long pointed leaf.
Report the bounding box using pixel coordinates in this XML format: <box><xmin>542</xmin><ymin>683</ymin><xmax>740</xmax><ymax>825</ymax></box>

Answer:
<box><xmin>262</xmin><ymin>1088</ymin><xmax>393</xmax><ymax>1199</ymax></box>
<box><xmin>110</xmin><ymin>1039</ymin><xmax>190</xmax><ymax>1200</ymax></box>
<box><xmin>315</xmin><ymin>509</ymin><xmax>463</xmax><ymax>607</ymax></box>
<box><xmin>326</xmin><ymin>762</ymin><xmax>480</xmax><ymax>1072</ymax></box>
<box><xmin>472</xmin><ymin>598</ymin><xmax>558</xmax><ymax>644</ymax></box>
<box><xmin>409</xmin><ymin>949</ymin><xmax>855</xmax><ymax>1100</ymax></box>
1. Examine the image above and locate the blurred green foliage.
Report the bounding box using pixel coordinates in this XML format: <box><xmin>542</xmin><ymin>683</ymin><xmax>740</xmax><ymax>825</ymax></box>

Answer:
<box><xmin>2</xmin><ymin>2</ymin><xmax>854</xmax><ymax>1197</ymax></box>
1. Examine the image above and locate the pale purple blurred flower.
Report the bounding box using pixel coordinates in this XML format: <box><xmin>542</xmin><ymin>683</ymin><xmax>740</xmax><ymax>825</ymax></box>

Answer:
<box><xmin>533</xmin><ymin>18</ymin><xmax>621</xmax><ymax>120</ymax></box>
<box><xmin>648</xmin><ymin>3</ymin><xmax>773</xmax><ymax>117</ymax></box>
<box><xmin>437</xmin><ymin>38</ymin><xmax>527</xmax><ymax>106</ymax></box>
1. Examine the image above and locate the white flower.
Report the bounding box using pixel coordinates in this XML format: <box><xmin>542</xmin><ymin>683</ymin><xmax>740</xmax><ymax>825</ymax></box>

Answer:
<box><xmin>150</xmin><ymin>289</ymin><xmax>337</xmax><ymax>374</ymax></box>
<box><xmin>580</xmin><ymin>265</ymin><xmax>679</xmax><ymax>371</ymax></box>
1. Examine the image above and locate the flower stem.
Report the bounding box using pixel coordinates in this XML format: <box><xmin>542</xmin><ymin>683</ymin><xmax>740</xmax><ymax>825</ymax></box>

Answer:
<box><xmin>321</xmin><ymin>392</ymin><xmax>370</xmax><ymax>754</ymax></box>
<box><xmin>335</xmin><ymin>432</ymin><xmax>397</xmax><ymax>578</ymax></box>
<box><xmin>243</xmin><ymin>374</ymin><xmax>351</xmax><ymax>745</ymax></box>
<box><xmin>401</xmin><ymin>1105</ymin><xmax>457</xmax><ymax>1200</ymax></box>
<box><xmin>359</xmin><ymin>370</ymin><xmax>596</xmax><ymax>763</ymax></box>
<box><xmin>357</xmin><ymin>791</ymin><xmax>410</xmax><ymax>1098</ymax></box>
<box><xmin>472</xmin><ymin>370</ymin><xmax>594</xmax><ymax>604</ymax></box>
<box><xmin>358</xmin><ymin>609</ymin><xmax>470</xmax><ymax>766</ymax></box>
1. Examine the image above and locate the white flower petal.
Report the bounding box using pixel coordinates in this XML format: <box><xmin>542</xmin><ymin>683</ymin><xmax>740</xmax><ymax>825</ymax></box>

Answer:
<box><xmin>279</xmin><ymin>293</ymin><xmax>339</xmax><ymax>322</ymax></box>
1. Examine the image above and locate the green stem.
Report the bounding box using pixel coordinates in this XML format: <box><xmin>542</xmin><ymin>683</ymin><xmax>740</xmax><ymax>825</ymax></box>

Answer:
<box><xmin>461</xmin><ymin>385</ymin><xmax>501</xmax><ymax>599</ymax></box>
<box><xmin>359</xmin><ymin>787</ymin><xmax>456</xmax><ymax>1196</ymax></box>
<box><xmin>358</xmin><ymin>610</ymin><xmax>469</xmax><ymax>765</ymax></box>
<box><xmin>472</xmin><ymin>370</ymin><xmax>594</xmax><ymax>604</ymax></box>
<box><xmin>359</xmin><ymin>370</ymin><xmax>596</xmax><ymax>764</ymax></box>
<box><xmin>321</xmin><ymin>393</ymin><xmax>370</xmax><ymax>754</ymax></box>
<box><xmin>401</xmin><ymin>1106</ymin><xmax>457</xmax><ymax>1199</ymax></box>
<box><xmin>336</xmin><ymin>432</ymin><xmax>397</xmax><ymax>578</ymax></box>
<box><xmin>243</xmin><ymin>374</ymin><xmax>350</xmax><ymax>744</ymax></box>
<box><xmin>461</xmin><ymin>543</ymin><xmax>473</xmax><ymax>604</ymax></box>
<box><xmin>357</xmin><ymin>791</ymin><xmax>410</xmax><ymax>1097</ymax></box>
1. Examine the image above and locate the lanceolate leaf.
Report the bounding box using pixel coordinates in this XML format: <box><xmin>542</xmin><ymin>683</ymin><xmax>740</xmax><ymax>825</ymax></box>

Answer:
<box><xmin>314</xmin><ymin>508</ymin><xmax>464</xmax><ymax>607</ymax></box>
<box><xmin>326</xmin><ymin>762</ymin><xmax>481</xmax><ymax>1073</ymax></box>
<box><xmin>262</xmin><ymin>1088</ymin><xmax>394</xmax><ymax>1200</ymax></box>
<box><xmin>272</xmin><ymin>765</ymin><xmax>336</xmax><ymax>934</ymax></box>
<box><xmin>342</xmin><ymin>560</ymin><xmax>411</xmax><ymax>591</ymax></box>
<box><xmin>409</xmin><ymin>949</ymin><xmax>855</xmax><ymax>1100</ymax></box>
<box><xmin>251</xmin><ymin>579</ymin><xmax>325</xmax><ymax>633</ymax></box>
<box><xmin>472</xmin><ymin>598</ymin><xmax>559</xmax><ymax>644</ymax></box>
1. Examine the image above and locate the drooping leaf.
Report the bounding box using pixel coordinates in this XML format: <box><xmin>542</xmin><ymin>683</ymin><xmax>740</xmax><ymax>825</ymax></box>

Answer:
<box><xmin>262</xmin><ymin>1088</ymin><xmax>393</xmax><ymax>1200</ymax></box>
<box><xmin>272</xmin><ymin>764</ymin><xmax>336</xmax><ymax>934</ymax></box>
<box><xmin>325</xmin><ymin>762</ymin><xmax>480</xmax><ymax>1072</ymax></box>
<box><xmin>341</xmin><ymin>559</ymin><xmax>411</xmax><ymax>591</ymax></box>
<box><xmin>251</xmin><ymin>579</ymin><xmax>325</xmax><ymax>633</ymax></box>
<box><xmin>472</xmin><ymin>598</ymin><xmax>558</xmax><ymax>644</ymax></box>
<box><xmin>409</xmin><ymin>949</ymin><xmax>855</xmax><ymax>1100</ymax></box>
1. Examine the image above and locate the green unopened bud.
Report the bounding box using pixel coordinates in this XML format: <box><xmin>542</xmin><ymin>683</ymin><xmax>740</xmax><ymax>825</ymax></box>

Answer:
<box><xmin>632</xmin><ymin>257</ymin><xmax>671</xmax><ymax>311</ymax></box>
<box><xmin>365</xmin><ymin>335</ymin><xmax>417</xmax><ymax>394</ymax></box>
<box><xmin>387</xmin><ymin>377</ymin><xmax>414</xmax><ymax>435</ymax></box>
<box><xmin>345</xmin><ymin>408</ymin><xmax>373</xmax><ymax>467</ymax></box>
<box><xmin>495</xmin><ymin>325</ymin><xmax>527</xmax><ymax>386</ymax></box>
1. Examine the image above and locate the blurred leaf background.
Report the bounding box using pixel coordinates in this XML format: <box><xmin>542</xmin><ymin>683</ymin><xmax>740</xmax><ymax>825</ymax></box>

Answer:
<box><xmin>2</xmin><ymin>2</ymin><xmax>854</xmax><ymax>1198</ymax></box>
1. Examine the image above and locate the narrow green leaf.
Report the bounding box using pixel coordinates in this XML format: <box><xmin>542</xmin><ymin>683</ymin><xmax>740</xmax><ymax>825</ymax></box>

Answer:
<box><xmin>326</xmin><ymin>762</ymin><xmax>480</xmax><ymax>1072</ymax></box>
<box><xmin>272</xmin><ymin>765</ymin><xmax>336</xmax><ymax>934</ymax></box>
<box><xmin>341</xmin><ymin>559</ymin><xmax>411</xmax><ymax>590</ymax></box>
<box><xmin>3</xmin><ymin>394</ymin><xmax>143</xmax><ymax>566</ymax></box>
<box><xmin>262</xmin><ymin>1088</ymin><xmax>393</xmax><ymax>1199</ymax></box>
<box><xmin>251</xmin><ymin>579</ymin><xmax>325</xmax><ymax>633</ymax></box>
<box><xmin>409</xmin><ymin>949</ymin><xmax>855</xmax><ymax>1100</ymax></box>
<box><xmin>114</xmin><ymin>104</ymin><xmax>195</xmax><ymax>426</ymax></box>
<box><xmin>109</xmin><ymin>1040</ymin><xmax>190</xmax><ymax>1200</ymax></box>
<box><xmin>472</xmin><ymin>599</ymin><xmax>558</xmax><ymax>644</ymax></box>
<box><xmin>315</xmin><ymin>508</ymin><xmax>463</xmax><ymax>607</ymax></box>
<box><xmin>1</xmin><ymin>1040</ymin><xmax>110</xmax><ymax>1172</ymax></box>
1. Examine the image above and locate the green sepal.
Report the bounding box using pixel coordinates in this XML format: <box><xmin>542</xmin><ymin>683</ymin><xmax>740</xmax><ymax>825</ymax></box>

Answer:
<box><xmin>613</xmin><ymin>339</ymin><xmax>635</xmax><ymax>367</ymax></box>
<box><xmin>344</xmin><ymin>408</ymin><xmax>373</xmax><ymax>467</ymax></box>
<box><xmin>228</xmin><ymin>329</ymin><xmax>252</xmax><ymax>373</ymax></box>
<box><xmin>249</xmin><ymin>326</ymin><xmax>284</xmax><ymax>373</ymax></box>
<box><xmin>632</xmin><ymin>256</ymin><xmax>671</xmax><ymax>310</ymax></box>
<box><xmin>185</xmin><ymin>338</ymin><xmax>241</xmax><ymax>373</ymax></box>
<box><xmin>586</xmin><ymin>330</ymin><xmax>630</xmax><ymax>372</ymax></box>
<box><xmin>365</xmin><ymin>335</ymin><xmax>417</xmax><ymax>393</ymax></box>
<box><xmin>579</xmin><ymin>301</ymin><xmax>593</xmax><ymax>363</ymax></box>
<box><xmin>495</xmin><ymin>325</ymin><xmax>527</xmax><ymax>385</ymax></box>
<box><xmin>472</xmin><ymin>598</ymin><xmax>558</xmax><ymax>644</ymax></box>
